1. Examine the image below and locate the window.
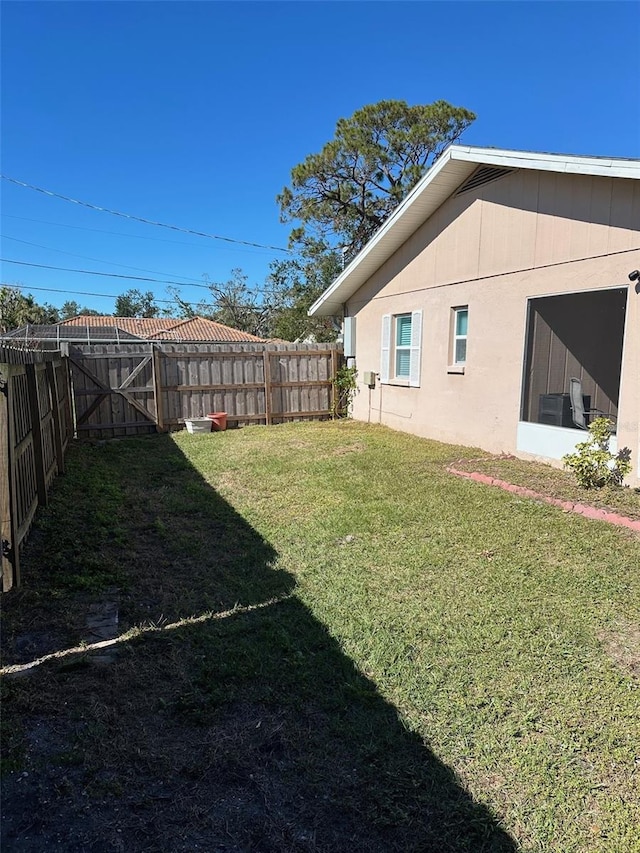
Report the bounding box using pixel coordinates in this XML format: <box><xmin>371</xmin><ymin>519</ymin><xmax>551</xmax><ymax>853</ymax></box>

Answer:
<box><xmin>381</xmin><ymin>311</ymin><xmax>422</xmax><ymax>387</ymax></box>
<box><xmin>395</xmin><ymin>314</ymin><xmax>412</xmax><ymax>378</ymax></box>
<box><xmin>453</xmin><ymin>307</ymin><xmax>468</xmax><ymax>365</ymax></box>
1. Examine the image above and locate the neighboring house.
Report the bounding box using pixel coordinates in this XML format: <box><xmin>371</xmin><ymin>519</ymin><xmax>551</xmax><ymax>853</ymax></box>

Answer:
<box><xmin>308</xmin><ymin>145</ymin><xmax>640</xmax><ymax>482</ymax></box>
<box><xmin>1</xmin><ymin>316</ymin><xmax>270</xmax><ymax>346</ymax></box>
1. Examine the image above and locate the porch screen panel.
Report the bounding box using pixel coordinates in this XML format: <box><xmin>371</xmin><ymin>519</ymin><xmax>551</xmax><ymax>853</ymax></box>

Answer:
<box><xmin>523</xmin><ymin>310</ymin><xmax>552</xmax><ymax>421</ymax></box>
<box><xmin>547</xmin><ymin>333</ymin><xmax>567</xmax><ymax>398</ymax></box>
<box><xmin>522</xmin><ymin>288</ymin><xmax>626</xmax><ymax>424</ymax></box>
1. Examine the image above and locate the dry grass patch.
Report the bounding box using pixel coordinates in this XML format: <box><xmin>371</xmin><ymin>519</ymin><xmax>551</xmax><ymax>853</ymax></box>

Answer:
<box><xmin>599</xmin><ymin>620</ymin><xmax>640</xmax><ymax>678</ymax></box>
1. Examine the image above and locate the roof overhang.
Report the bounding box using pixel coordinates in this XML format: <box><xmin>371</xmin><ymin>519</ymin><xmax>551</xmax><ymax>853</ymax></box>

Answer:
<box><xmin>308</xmin><ymin>145</ymin><xmax>640</xmax><ymax>317</ymax></box>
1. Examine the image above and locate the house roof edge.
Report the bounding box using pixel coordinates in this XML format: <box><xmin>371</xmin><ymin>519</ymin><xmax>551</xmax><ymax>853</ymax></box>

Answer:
<box><xmin>308</xmin><ymin>145</ymin><xmax>640</xmax><ymax>317</ymax></box>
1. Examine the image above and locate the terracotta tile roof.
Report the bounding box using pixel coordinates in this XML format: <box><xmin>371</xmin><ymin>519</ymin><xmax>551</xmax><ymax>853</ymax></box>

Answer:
<box><xmin>58</xmin><ymin>316</ymin><xmax>267</xmax><ymax>342</ymax></box>
<box><xmin>60</xmin><ymin>316</ymin><xmax>173</xmax><ymax>335</ymax></box>
<box><xmin>154</xmin><ymin>317</ymin><xmax>266</xmax><ymax>342</ymax></box>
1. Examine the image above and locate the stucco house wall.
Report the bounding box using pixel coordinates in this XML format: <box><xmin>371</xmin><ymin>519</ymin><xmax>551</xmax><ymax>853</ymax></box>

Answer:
<box><xmin>343</xmin><ymin>168</ymin><xmax>640</xmax><ymax>480</ymax></box>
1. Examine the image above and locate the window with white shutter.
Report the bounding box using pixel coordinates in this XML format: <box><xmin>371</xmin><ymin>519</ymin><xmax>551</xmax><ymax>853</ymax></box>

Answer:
<box><xmin>380</xmin><ymin>310</ymin><xmax>422</xmax><ymax>387</ymax></box>
<box><xmin>409</xmin><ymin>310</ymin><xmax>422</xmax><ymax>387</ymax></box>
<box><xmin>380</xmin><ymin>314</ymin><xmax>391</xmax><ymax>383</ymax></box>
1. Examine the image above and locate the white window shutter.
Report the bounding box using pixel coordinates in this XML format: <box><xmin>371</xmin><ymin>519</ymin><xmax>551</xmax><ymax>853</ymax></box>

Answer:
<box><xmin>409</xmin><ymin>310</ymin><xmax>422</xmax><ymax>387</ymax></box>
<box><xmin>380</xmin><ymin>315</ymin><xmax>391</xmax><ymax>384</ymax></box>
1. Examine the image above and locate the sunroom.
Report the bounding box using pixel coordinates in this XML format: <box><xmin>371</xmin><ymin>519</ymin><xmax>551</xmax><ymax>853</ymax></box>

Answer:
<box><xmin>517</xmin><ymin>287</ymin><xmax>627</xmax><ymax>460</ymax></box>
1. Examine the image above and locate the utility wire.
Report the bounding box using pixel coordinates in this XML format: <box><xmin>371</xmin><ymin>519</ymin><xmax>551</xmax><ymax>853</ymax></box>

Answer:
<box><xmin>1</xmin><ymin>257</ymin><xmax>214</xmax><ymax>287</ymax></box>
<box><xmin>2</xmin><ymin>281</ymin><xmax>284</xmax><ymax>309</ymax></box>
<box><xmin>1</xmin><ymin>175</ymin><xmax>291</xmax><ymax>253</ymax></box>
<box><xmin>1</xmin><ymin>235</ymin><xmax>208</xmax><ymax>284</ymax></box>
<box><xmin>0</xmin><ymin>214</ymin><xmax>278</xmax><ymax>255</ymax></box>
<box><xmin>2</xmin><ymin>281</ymin><xmax>201</xmax><ymax>308</ymax></box>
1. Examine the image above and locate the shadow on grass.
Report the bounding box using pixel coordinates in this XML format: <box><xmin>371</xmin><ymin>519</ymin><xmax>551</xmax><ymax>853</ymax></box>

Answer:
<box><xmin>2</xmin><ymin>435</ymin><xmax>516</xmax><ymax>852</ymax></box>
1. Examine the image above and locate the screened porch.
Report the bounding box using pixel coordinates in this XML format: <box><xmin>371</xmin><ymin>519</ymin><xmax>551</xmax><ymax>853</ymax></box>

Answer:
<box><xmin>517</xmin><ymin>287</ymin><xmax>627</xmax><ymax>460</ymax></box>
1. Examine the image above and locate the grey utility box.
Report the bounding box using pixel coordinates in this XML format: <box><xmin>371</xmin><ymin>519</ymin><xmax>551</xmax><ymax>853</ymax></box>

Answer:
<box><xmin>343</xmin><ymin>317</ymin><xmax>356</xmax><ymax>358</ymax></box>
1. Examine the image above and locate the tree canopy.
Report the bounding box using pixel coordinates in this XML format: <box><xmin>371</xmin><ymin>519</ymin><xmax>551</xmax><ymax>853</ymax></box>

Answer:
<box><xmin>170</xmin><ymin>270</ymin><xmax>274</xmax><ymax>338</ymax></box>
<box><xmin>265</xmin><ymin>246</ymin><xmax>342</xmax><ymax>342</ymax></box>
<box><xmin>114</xmin><ymin>289</ymin><xmax>159</xmax><ymax>318</ymax></box>
<box><xmin>60</xmin><ymin>301</ymin><xmax>100</xmax><ymax>320</ymax></box>
<box><xmin>169</xmin><ymin>258</ymin><xmax>340</xmax><ymax>342</ymax></box>
<box><xmin>278</xmin><ymin>99</ymin><xmax>476</xmax><ymax>256</ymax></box>
<box><xmin>0</xmin><ymin>286</ymin><xmax>59</xmax><ymax>332</ymax></box>
<box><xmin>167</xmin><ymin>100</ymin><xmax>475</xmax><ymax>339</ymax></box>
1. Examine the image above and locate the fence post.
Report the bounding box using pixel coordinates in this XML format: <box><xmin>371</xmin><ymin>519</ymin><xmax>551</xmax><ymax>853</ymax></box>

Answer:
<box><xmin>46</xmin><ymin>361</ymin><xmax>65</xmax><ymax>474</ymax></box>
<box><xmin>263</xmin><ymin>349</ymin><xmax>272</xmax><ymax>426</ymax></box>
<box><xmin>331</xmin><ymin>348</ymin><xmax>339</xmax><ymax>417</ymax></box>
<box><xmin>25</xmin><ymin>364</ymin><xmax>47</xmax><ymax>505</ymax></box>
<box><xmin>0</xmin><ymin>365</ymin><xmax>19</xmax><ymax>591</ymax></box>
<box><xmin>61</xmin><ymin>354</ymin><xmax>74</xmax><ymax>446</ymax></box>
<box><xmin>152</xmin><ymin>345</ymin><xmax>165</xmax><ymax>432</ymax></box>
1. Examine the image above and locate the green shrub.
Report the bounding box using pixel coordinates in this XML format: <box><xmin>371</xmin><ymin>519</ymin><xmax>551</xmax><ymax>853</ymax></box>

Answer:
<box><xmin>332</xmin><ymin>365</ymin><xmax>358</xmax><ymax>417</ymax></box>
<box><xmin>562</xmin><ymin>417</ymin><xmax>632</xmax><ymax>489</ymax></box>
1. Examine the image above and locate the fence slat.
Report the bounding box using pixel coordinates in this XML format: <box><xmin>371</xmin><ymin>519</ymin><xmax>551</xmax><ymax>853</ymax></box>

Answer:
<box><xmin>45</xmin><ymin>361</ymin><xmax>65</xmax><ymax>474</ymax></box>
<box><xmin>152</xmin><ymin>345</ymin><xmax>165</xmax><ymax>432</ymax></box>
<box><xmin>25</xmin><ymin>364</ymin><xmax>47</xmax><ymax>505</ymax></box>
<box><xmin>263</xmin><ymin>350</ymin><xmax>272</xmax><ymax>426</ymax></box>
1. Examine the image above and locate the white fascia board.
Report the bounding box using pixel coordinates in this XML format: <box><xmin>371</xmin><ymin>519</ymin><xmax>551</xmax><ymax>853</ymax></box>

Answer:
<box><xmin>452</xmin><ymin>146</ymin><xmax>640</xmax><ymax>179</ymax></box>
<box><xmin>308</xmin><ymin>145</ymin><xmax>640</xmax><ymax>317</ymax></box>
<box><xmin>308</xmin><ymin>149</ymin><xmax>471</xmax><ymax>317</ymax></box>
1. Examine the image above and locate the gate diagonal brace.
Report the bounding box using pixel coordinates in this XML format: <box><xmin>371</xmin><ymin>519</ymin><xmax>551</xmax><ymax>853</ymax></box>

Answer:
<box><xmin>117</xmin><ymin>356</ymin><xmax>151</xmax><ymax>390</ymax></box>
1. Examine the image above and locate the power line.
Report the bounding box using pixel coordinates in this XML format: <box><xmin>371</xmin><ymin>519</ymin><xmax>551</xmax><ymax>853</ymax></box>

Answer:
<box><xmin>1</xmin><ymin>175</ymin><xmax>291</xmax><ymax>254</ymax></box>
<box><xmin>0</xmin><ymin>214</ymin><xmax>278</xmax><ymax>254</ymax></box>
<box><xmin>2</xmin><ymin>281</ymin><xmax>284</xmax><ymax>310</ymax></box>
<box><xmin>1</xmin><ymin>257</ymin><xmax>214</xmax><ymax>287</ymax></box>
<box><xmin>2</xmin><ymin>281</ymin><xmax>198</xmax><ymax>308</ymax></box>
<box><xmin>0</xmin><ymin>274</ymin><xmax>288</xmax><ymax>308</ymax></box>
<box><xmin>1</xmin><ymin>235</ymin><xmax>208</xmax><ymax>284</ymax></box>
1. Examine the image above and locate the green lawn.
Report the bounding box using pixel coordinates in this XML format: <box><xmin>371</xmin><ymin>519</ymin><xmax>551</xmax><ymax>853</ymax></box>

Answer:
<box><xmin>2</xmin><ymin>421</ymin><xmax>639</xmax><ymax>852</ymax></box>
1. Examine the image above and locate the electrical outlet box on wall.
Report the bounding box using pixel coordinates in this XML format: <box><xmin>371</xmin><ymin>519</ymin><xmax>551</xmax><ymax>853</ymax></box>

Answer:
<box><xmin>363</xmin><ymin>371</ymin><xmax>376</xmax><ymax>388</ymax></box>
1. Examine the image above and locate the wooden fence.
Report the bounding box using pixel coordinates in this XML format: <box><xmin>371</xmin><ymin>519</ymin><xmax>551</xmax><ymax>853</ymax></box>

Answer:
<box><xmin>1</xmin><ymin>346</ymin><xmax>73</xmax><ymax>591</ymax></box>
<box><xmin>1</xmin><ymin>340</ymin><xmax>341</xmax><ymax>588</ymax></box>
<box><xmin>70</xmin><ymin>342</ymin><xmax>342</xmax><ymax>439</ymax></box>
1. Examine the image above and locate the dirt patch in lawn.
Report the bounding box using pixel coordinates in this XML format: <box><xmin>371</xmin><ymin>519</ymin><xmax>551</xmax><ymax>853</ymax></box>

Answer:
<box><xmin>599</xmin><ymin>621</ymin><xmax>640</xmax><ymax>679</ymax></box>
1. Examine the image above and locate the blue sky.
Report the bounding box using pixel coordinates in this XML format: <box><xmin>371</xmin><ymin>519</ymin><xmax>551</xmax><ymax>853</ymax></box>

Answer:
<box><xmin>2</xmin><ymin>0</ymin><xmax>639</xmax><ymax>315</ymax></box>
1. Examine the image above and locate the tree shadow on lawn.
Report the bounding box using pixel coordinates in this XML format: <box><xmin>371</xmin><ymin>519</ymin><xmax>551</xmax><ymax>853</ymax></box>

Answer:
<box><xmin>1</xmin><ymin>435</ymin><xmax>516</xmax><ymax>853</ymax></box>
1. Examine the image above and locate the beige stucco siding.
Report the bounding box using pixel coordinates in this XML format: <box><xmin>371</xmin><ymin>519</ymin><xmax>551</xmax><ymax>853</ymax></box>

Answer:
<box><xmin>346</xmin><ymin>170</ymin><xmax>640</xmax><ymax>480</ymax></box>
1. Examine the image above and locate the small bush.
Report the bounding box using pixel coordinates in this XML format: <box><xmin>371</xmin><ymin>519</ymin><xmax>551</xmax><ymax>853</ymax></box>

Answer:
<box><xmin>563</xmin><ymin>417</ymin><xmax>632</xmax><ymax>489</ymax></box>
<box><xmin>332</xmin><ymin>365</ymin><xmax>358</xmax><ymax>417</ymax></box>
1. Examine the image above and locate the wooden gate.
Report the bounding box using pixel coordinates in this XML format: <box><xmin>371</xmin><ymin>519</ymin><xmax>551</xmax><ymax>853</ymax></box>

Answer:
<box><xmin>1</xmin><ymin>348</ymin><xmax>73</xmax><ymax>590</ymax></box>
<box><xmin>70</xmin><ymin>345</ymin><xmax>159</xmax><ymax>438</ymax></box>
